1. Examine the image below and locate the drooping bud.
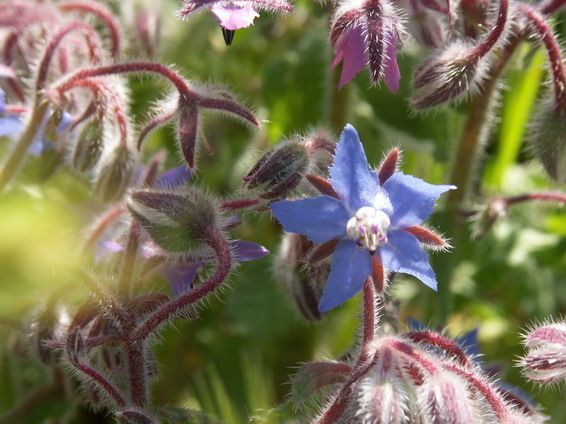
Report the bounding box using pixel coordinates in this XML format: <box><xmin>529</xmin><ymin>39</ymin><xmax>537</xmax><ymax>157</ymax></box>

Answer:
<box><xmin>94</xmin><ymin>146</ymin><xmax>135</xmax><ymax>202</ymax></box>
<box><xmin>411</xmin><ymin>43</ymin><xmax>489</xmax><ymax>109</ymax></box>
<box><xmin>127</xmin><ymin>187</ymin><xmax>219</xmax><ymax>252</ymax></box>
<box><xmin>274</xmin><ymin>233</ymin><xmax>328</xmax><ymax>321</ymax></box>
<box><xmin>519</xmin><ymin>321</ymin><xmax>566</xmax><ymax>385</ymax></box>
<box><xmin>417</xmin><ymin>372</ymin><xmax>479</xmax><ymax>423</ymax></box>
<box><xmin>244</xmin><ymin>138</ymin><xmax>309</xmax><ymax>200</ymax></box>
<box><xmin>354</xmin><ymin>347</ymin><xmax>411</xmax><ymax>424</ymax></box>
<box><xmin>73</xmin><ymin>119</ymin><xmax>105</xmax><ymax>172</ymax></box>
<box><xmin>529</xmin><ymin>103</ymin><xmax>566</xmax><ymax>183</ymax></box>
<box><xmin>470</xmin><ymin>198</ymin><xmax>508</xmax><ymax>239</ymax></box>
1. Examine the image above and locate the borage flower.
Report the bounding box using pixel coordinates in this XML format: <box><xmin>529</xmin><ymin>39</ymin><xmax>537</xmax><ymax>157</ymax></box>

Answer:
<box><xmin>272</xmin><ymin>125</ymin><xmax>454</xmax><ymax>312</ymax></box>
<box><xmin>330</xmin><ymin>0</ymin><xmax>404</xmax><ymax>90</ymax></box>
<box><xmin>178</xmin><ymin>0</ymin><xmax>293</xmax><ymax>45</ymax></box>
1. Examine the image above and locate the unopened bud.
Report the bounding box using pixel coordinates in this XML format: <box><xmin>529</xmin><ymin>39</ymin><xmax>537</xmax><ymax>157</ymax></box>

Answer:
<box><xmin>471</xmin><ymin>198</ymin><xmax>507</xmax><ymax>239</ymax></box>
<box><xmin>520</xmin><ymin>321</ymin><xmax>566</xmax><ymax>385</ymax></box>
<box><xmin>529</xmin><ymin>103</ymin><xmax>566</xmax><ymax>183</ymax></box>
<box><xmin>244</xmin><ymin>139</ymin><xmax>309</xmax><ymax>200</ymax></box>
<box><xmin>95</xmin><ymin>146</ymin><xmax>135</xmax><ymax>202</ymax></box>
<box><xmin>418</xmin><ymin>373</ymin><xmax>478</xmax><ymax>423</ymax></box>
<box><xmin>274</xmin><ymin>233</ymin><xmax>328</xmax><ymax>321</ymax></box>
<box><xmin>73</xmin><ymin>120</ymin><xmax>104</xmax><ymax>173</ymax></box>
<box><xmin>127</xmin><ymin>187</ymin><xmax>218</xmax><ymax>252</ymax></box>
<box><xmin>117</xmin><ymin>408</ymin><xmax>157</xmax><ymax>424</ymax></box>
<box><xmin>411</xmin><ymin>44</ymin><xmax>488</xmax><ymax>109</ymax></box>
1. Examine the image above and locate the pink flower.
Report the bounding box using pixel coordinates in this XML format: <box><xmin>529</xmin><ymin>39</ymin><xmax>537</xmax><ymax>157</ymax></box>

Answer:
<box><xmin>210</xmin><ymin>3</ymin><xmax>259</xmax><ymax>30</ymax></box>
<box><xmin>330</xmin><ymin>0</ymin><xmax>403</xmax><ymax>91</ymax></box>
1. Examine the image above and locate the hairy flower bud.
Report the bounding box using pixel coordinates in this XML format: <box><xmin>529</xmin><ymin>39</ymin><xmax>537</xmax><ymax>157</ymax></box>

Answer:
<box><xmin>244</xmin><ymin>139</ymin><xmax>309</xmax><ymax>200</ymax></box>
<box><xmin>274</xmin><ymin>233</ymin><xmax>328</xmax><ymax>321</ymax></box>
<box><xmin>127</xmin><ymin>187</ymin><xmax>219</xmax><ymax>252</ymax></box>
<box><xmin>529</xmin><ymin>102</ymin><xmax>566</xmax><ymax>182</ymax></box>
<box><xmin>95</xmin><ymin>146</ymin><xmax>135</xmax><ymax>202</ymax></box>
<box><xmin>411</xmin><ymin>43</ymin><xmax>489</xmax><ymax>109</ymax></box>
<box><xmin>519</xmin><ymin>321</ymin><xmax>566</xmax><ymax>385</ymax></box>
<box><xmin>418</xmin><ymin>373</ymin><xmax>479</xmax><ymax>423</ymax></box>
<box><xmin>73</xmin><ymin>120</ymin><xmax>105</xmax><ymax>173</ymax></box>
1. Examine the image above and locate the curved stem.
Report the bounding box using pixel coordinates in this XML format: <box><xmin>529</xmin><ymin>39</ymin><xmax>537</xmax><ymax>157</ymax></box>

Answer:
<box><xmin>132</xmin><ymin>231</ymin><xmax>232</xmax><ymax>341</ymax></box>
<box><xmin>82</xmin><ymin>204</ymin><xmax>125</xmax><ymax>254</ymax></box>
<box><xmin>0</xmin><ymin>101</ymin><xmax>49</xmax><ymax>190</ymax></box>
<box><xmin>57</xmin><ymin>1</ymin><xmax>121</xmax><ymax>58</ymax></box>
<box><xmin>55</xmin><ymin>62</ymin><xmax>194</xmax><ymax>101</ymax></box>
<box><xmin>469</xmin><ymin>0</ymin><xmax>509</xmax><ymax>62</ymax></box>
<box><xmin>519</xmin><ymin>4</ymin><xmax>566</xmax><ymax>110</ymax></box>
<box><xmin>504</xmin><ymin>191</ymin><xmax>566</xmax><ymax>206</ymax></box>
<box><xmin>36</xmin><ymin>21</ymin><xmax>102</xmax><ymax>91</ymax></box>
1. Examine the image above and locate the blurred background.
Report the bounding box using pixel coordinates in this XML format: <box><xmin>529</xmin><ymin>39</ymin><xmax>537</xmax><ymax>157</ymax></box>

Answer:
<box><xmin>0</xmin><ymin>0</ymin><xmax>565</xmax><ymax>422</ymax></box>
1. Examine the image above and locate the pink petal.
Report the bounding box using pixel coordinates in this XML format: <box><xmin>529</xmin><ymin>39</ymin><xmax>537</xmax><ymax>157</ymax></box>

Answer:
<box><xmin>210</xmin><ymin>3</ymin><xmax>259</xmax><ymax>30</ymax></box>
<box><xmin>332</xmin><ymin>25</ymin><xmax>367</xmax><ymax>90</ymax></box>
<box><xmin>382</xmin><ymin>29</ymin><xmax>401</xmax><ymax>93</ymax></box>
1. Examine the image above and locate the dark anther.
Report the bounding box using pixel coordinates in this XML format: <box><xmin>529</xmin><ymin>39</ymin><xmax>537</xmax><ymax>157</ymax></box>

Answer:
<box><xmin>221</xmin><ymin>27</ymin><xmax>236</xmax><ymax>45</ymax></box>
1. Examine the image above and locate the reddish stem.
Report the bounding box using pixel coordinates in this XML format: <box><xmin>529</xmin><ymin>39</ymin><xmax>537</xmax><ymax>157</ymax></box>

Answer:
<box><xmin>36</xmin><ymin>22</ymin><xmax>102</xmax><ymax>91</ymax></box>
<box><xmin>70</xmin><ymin>356</ymin><xmax>126</xmax><ymax>407</ymax></box>
<box><xmin>443</xmin><ymin>362</ymin><xmax>509</xmax><ymax>420</ymax></box>
<box><xmin>57</xmin><ymin>1</ymin><xmax>121</xmax><ymax>58</ymax></box>
<box><xmin>132</xmin><ymin>231</ymin><xmax>232</xmax><ymax>341</ymax></box>
<box><xmin>469</xmin><ymin>0</ymin><xmax>508</xmax><ymax>62</ymax></box>
<box><xmin>82</xmin><ymin>204</ymin><xmax>125</xmax><ymax>253</ymax></box>
<box><xmin>405</xmin><ymin>331</ymin><xmax>471</xmax><ymax>367</ymax></box>
<box><xmin>359</xmin><ymin>278</ymin><xmax>376</xmax><ymax>364</ymax></box>
<box><xmin>504</xmin><ymin>191</ymin><xmax>566</xmax><ymax>207</ymax></box>
<box><xmin>55</xmin><ymin>62</ymin><xmax>194</xmax><ymax>101</ymax></box>
<box><xmin>518</xmin><ymin>4</ymin><xmax>566</xmax><ymax>109</ymax></box>
<box><xmin>540</xmin><ymin>0</ymin><xmax>566</xmax><ymax>14</ymax></box>
<box><xmin>137</xmin><ymin>110</ymin><xmax>177</xmax><ymax>150</ymax></box>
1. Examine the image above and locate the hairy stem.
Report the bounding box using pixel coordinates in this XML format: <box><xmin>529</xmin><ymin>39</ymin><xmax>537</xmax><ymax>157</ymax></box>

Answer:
<box><xmin>132</xmin><ymin>230</ymin><xmax>232</xmax><ymax>341</ymax></box>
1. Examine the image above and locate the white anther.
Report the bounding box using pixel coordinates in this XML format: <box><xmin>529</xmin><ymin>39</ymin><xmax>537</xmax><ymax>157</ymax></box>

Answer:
<box><xmin>346</xmin><ymin>207</ymin><xmax>391</xmax><ymax>253</ymax></box>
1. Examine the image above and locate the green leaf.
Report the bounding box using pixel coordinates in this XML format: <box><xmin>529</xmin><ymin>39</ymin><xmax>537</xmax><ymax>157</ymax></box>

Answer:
<box><xmin>485</xmin><ymin>49</ymin><xmax>545</xmax><ymax>189</ymax></box>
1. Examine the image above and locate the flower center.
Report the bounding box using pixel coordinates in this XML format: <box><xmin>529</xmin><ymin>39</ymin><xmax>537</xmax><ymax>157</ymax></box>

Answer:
<box><xmin>346</xmin><ymin>206</ymin><xmax>390</xmax><ymax>254</ymax></box>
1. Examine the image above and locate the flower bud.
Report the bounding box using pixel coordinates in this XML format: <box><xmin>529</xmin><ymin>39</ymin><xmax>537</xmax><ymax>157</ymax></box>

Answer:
<box><xmin>73</xmin><ymin>120</ymin><xmax>105</xmax><ymax>173</ymax></box>
<box><xmin>529</xmin><ymin>103</ymin><xmax>566</xmax><ymax>182</ymax></box>
<box><xmin>417</xmin><ymin>373</ymin><xmax>479</xmax><ymax>423</ymax></box>
<box><xmin>274</xmin><ymin>233</ymin><xmax>328</xmax><ymax>321</ymax></box>
<box><xmin>127</xmin><ymin>187</ymin><xmax>219</xmax><ymax>252</ymax></box>
<box><xmin>244</xmin><ymin>139</ymin><xmax>309</xmax><ymax>200</ymax></box>
<box><xmin>520</xmin><ymin>321</ymin><xmax>566</xmax><ymax>385</ymax></box>
<box><xmin>411</xmin><ymin>43</ymin><xmax>488</xmax><ymax>109</ymax></box>
<box><xmin>95</xmin><ymin>146</ymin><xmax>135</xmax><ymax>202</ymax></box>
<box><xmin>117</xmin><ymin>408</ymin><xmax>157</xmax><ymax>424</ymax></box>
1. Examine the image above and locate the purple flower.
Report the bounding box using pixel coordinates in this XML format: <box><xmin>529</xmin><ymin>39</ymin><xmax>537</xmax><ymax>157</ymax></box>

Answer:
<box><xmin>178</xmin><ymin>0</ymin><xmax>292</xmax><ymax>44</ymax></box>
<box><xmin>272</xmin><ymin>125</ymin><xmax>454</xmax><ymax>312</ymax></box>
<box><xmin>330</xmin><ymin>0</ymin><xmax>403</xmax><ymax>91</ymax></box>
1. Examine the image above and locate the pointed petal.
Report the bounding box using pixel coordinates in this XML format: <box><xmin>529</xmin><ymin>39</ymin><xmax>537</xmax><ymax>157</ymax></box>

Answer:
<box><xmin>382</xmin><ymin>29</ymin><xmax>401</xmax><ymax>92</ymax></box>
<box><xmin>232</xmin><ymin>240</ymin><xmax>269</xmax><ymax>262</ymax></box>
<box><xmin>319</xmin><ymin>239</ymin><xmax>371</xmax><ymax>312</ymax></box>
<box><xmin>272</xmin><ymin>196</ymin><xmax>350</xmax><ymax>243</ymax></box>
<box><xmin>210</xmin><ymin>4</ymin><xmax>259</xmax><ymax>30</ymax></box>
<box><xmin>333</xmin><ymin>25</ymin><xmax>366</xmax><ymax>89</ymax></box>
<box><xmin>154</xmin><ymin>166</ymin><xmax>193</xmax><ymax>188</ymax></box>
<box><xmin>383</xmin><ymin>172</ymin><xmax>455</xmax><ymax>228</ymax></box>
<box><xmin>329</xmin><ymin>125</ymin><xmax>380</xmax><ymax>212</ymax></box>
<box><xmin>380</xmin><ymin>230</ymin><xmax>438</xmax><ymax>290</ymax></box>
<box><xmin>162</xmin><ymin>261</ymin><xmax>205</xmax><ymax>297</ymax></box>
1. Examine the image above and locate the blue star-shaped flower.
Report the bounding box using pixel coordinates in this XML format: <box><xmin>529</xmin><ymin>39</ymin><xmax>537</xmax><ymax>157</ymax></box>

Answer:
<box><xmin>272</xmin><ymin>124</ymin><xmax>455</xmax><ymax>312</ymax></box>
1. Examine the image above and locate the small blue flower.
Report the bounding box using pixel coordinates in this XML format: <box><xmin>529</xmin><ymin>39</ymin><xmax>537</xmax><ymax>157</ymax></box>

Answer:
<box><xmin>0</xmin><ymin>107</ymin><xmax>73</xmax><ymax>156</ymax></box>
<box><xmin>272</xmin><ymin>124</ymin><xmax>455</xmax><ymax>312</ymax></box>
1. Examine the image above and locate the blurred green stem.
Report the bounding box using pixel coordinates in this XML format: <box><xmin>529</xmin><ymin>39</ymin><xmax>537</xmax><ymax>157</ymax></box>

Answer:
<box><xmin>0</xmin><ymin>101</ymin><xmax>49</xmax><ymax>190</ymax></box>
<box><xmin>329</xmin><ymin>68</ymin><xmax>350</xmax><ymax>133</ymax></box>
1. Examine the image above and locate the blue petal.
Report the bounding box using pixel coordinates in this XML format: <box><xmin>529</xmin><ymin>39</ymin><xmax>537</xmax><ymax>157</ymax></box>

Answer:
<box><xmin>272</xmin><ymin>196</ymin><xmax>350</xmax><ymax>243</ymax></box>
<box><xmin>155</xmin><ymin>166</ymin><xmax>193</xmax><ymax>188</ymax></box>
<box><xmin>231</xmin><ymin>240</ymin><xmax>269</xmax><ymax>262</ymax></box>
<box><xmin>0</xmin><ymin>89</ymin><xmax>5</xmax><ymax>114</ymax></box>
<box><xmin>380</xmin><ymin>230</ymin><xmax>438</xmax><ymax>290</ymax></box>
<box><xmin>319</xmin><ymin>239</ymin><xmax>372</xmax><ymax>312</ymax></box>
<box><xmin>383</xmin><ymin>172</ymin><xmax>455</xmax><ymax>228</ymax></box>
<box><xmin>162</xmin><ymin>261</ymin><xmax>205</xmax><ymax>297</ymax></box>
<box><xmin>456</xmin><ymin>328</ymin><xmax>481</xmax><ymax>358</ymax></box>
<box><xmin>329</xmin><ymin>124</ymin><xmax>380</xmax><ymax>212</ymax></box>
<box><xmin>0</xmin><ymin>115</ymin><xmax>23</xmax><ymax>138</ymax></box>
<box><xmin>409</xmin><ymin>319</ymin><xmax>427</xmax><ymax>331</ymax></box>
